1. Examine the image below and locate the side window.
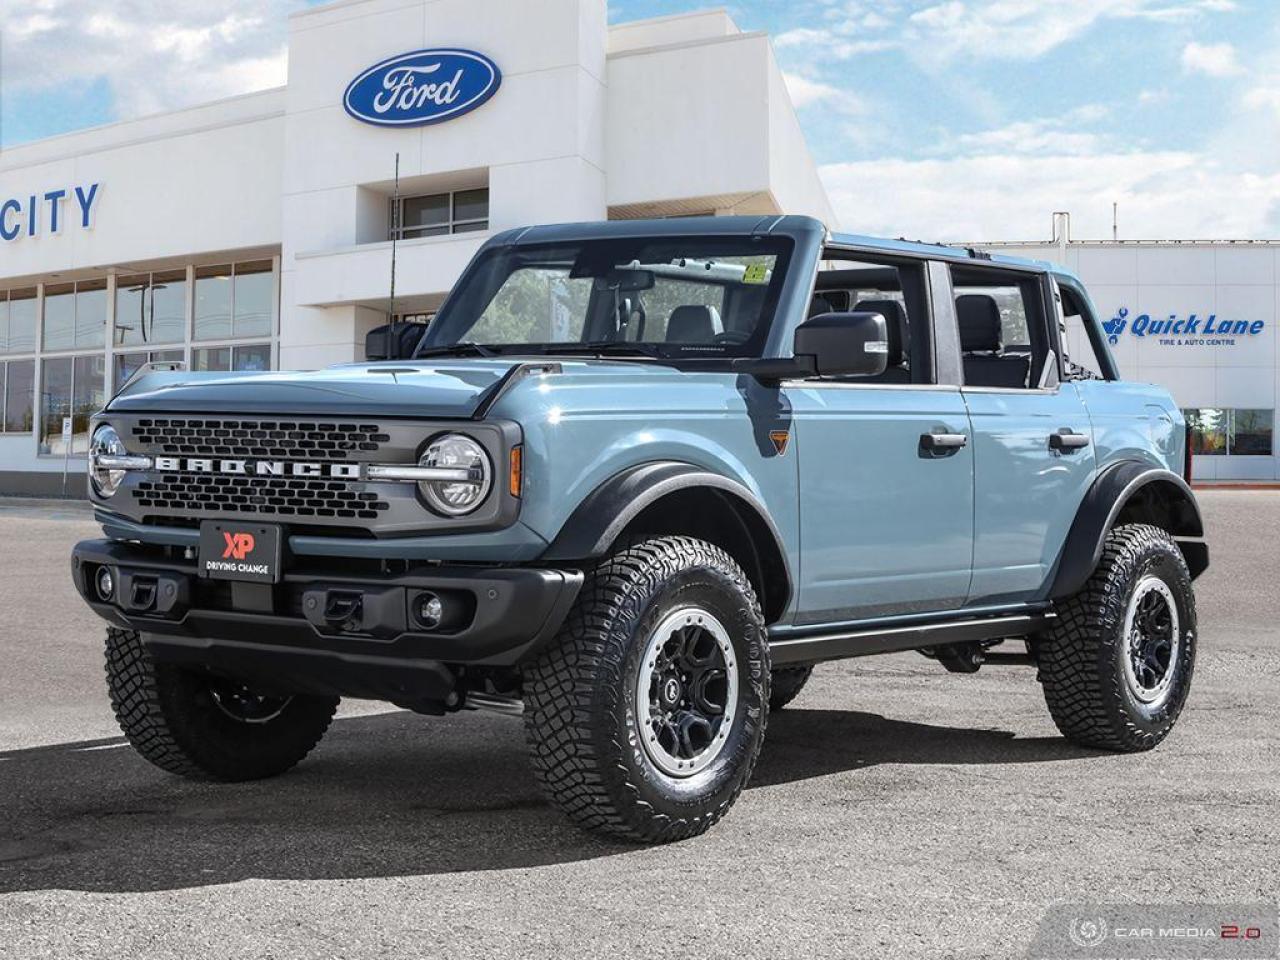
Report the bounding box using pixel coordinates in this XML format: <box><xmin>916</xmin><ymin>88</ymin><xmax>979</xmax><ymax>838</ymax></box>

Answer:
<box><xmin>950</xmin><ymin>266</ymin><xmax>1051</xmax><ymax>390</ymax></box>
<box><xmin>1057</xmin><ymin>282</ymin><xmax>1110</xmax><ymax>381</ymax></box>
<box><xmin>813</xmin><ymin>252</ymin><xmax>932</xmax><ymax>384</ymax></box>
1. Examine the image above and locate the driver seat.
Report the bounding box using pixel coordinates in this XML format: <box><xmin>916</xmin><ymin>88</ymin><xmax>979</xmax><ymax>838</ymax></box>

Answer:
<box><xmin>666</xmin><ymin>305</ymin><xmax>724</xmax><ymax>343</ymax></box>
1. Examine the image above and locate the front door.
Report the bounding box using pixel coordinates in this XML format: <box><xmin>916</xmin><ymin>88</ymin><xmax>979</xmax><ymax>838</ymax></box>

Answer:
<box><xmin>787</xmin><ymin>383</ymin><xmax>975</xmax><ymax>624</ymax></box>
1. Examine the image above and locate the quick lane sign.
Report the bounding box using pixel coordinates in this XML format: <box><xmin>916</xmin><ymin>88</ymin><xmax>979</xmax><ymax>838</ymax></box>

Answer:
<box><xmin>1104</xmin><ymin>307</ymin><xmax>1265</xmax><ymax>346</ymax></box>
<box><xmin>1</xmin><ymin>183</ymin><xmax>101</xmax><ymax>242</ymax></box>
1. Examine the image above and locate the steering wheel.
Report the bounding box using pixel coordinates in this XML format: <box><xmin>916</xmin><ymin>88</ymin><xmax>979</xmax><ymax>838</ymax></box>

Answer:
<box><xmin>712</xmin><ymin>329</ymin><xmax>751</xmax><ymax>346</ymax></box>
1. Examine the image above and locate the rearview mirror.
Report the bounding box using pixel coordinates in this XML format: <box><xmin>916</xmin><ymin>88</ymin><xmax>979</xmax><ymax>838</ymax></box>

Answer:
<box><xmin>365</xmin><ymin>323</ymin><xmax>425</xmax><ymax>361</ymax></box>
<box><xmin>793</xmin><ymin>311</ymin><xmax>889</xmax><ymax>378</ymax></box>
<box><xmin>593</xmin><ymin>269</ymin><xmax>655</xmax><ymax>293</ymax></box>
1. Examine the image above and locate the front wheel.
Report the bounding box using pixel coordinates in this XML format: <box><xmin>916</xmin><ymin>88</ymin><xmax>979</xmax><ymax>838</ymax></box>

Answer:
<box><xmin>1039</xmin><ymin>524</ymin><xmax>1197</xmax><ymax>752</ymax></box>
<box><xmin>523</xmin><ymin>536</ymin><xmax>769</xmax><ymax>842</ymax></box>
<box><xmin>105</xmin><ymin>627</ymin><xmax>339</xmax><ymax>781</ymax></box>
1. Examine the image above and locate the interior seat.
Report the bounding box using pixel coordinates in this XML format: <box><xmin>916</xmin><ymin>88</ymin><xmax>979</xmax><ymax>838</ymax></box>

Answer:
<box><xmin>665</xmin><ymin>304</ymin><xmax>723</xmax><ymax>343</ymax></box>
<box><xmin>808</xmin><ymin>294</ymin><xmax>836</xmax><ymax>318</ymax></box>
<box><xmin>956</xmin><ymin>294</ymin><xmax>1030</xmax><ymax>389</ymax></box>
<box><xmin>853</xmin><ymin>298</ymin><xmax>911</xmax><ymax>384</ymax></box>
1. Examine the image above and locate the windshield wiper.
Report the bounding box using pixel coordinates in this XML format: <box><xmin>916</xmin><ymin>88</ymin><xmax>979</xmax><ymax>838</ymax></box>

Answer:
<box><xmin>544</xmin><ymin>341</ymin><xmax>666</xmax><ymax>359</ymax></box>
<box><xmin>413</xmin><ymin>342</ymin><xmax>498</xmax><ymax>359</ymax></box>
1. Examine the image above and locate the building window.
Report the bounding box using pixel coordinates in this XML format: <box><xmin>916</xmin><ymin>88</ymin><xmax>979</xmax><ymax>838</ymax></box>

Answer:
<box><xmin>192</xmin><ymin>343</ymin><xmax>272</xmax><ymax>372</ymax></box>
<box><xmin>39</xmin><ymin>354</ymin><xmax>104</xmax><ymax>456</ymax></box>
<box><xmin>194</xmin><ymin>260</ymin><xmax>275</xmax><ymax>342</ymax></box>
<box><xmin>392</xmin><ymin>188</ymin><xmax>488</xmax><ymax>240</ymax></box>
<box><xmin>1229</xmin><ymin>409</ymin><xmax>1274</xmax><ymax>456</ymax></box>
<box><xmin>43</xmin><ymin>279</ymin><xmax>107</xmax><ymax>351</ymax></box>
<box><xmin>1184</xmin><ymin>408</ymin><xmax>1274</xmax><ymax>457</ymax></box>
<box><xmin>115</xmin><ymin>270</ymin><xmax>187</xmax><ymax>347</ymax></box>
<box><xmin>1</xmin><ymin>359</ymin><xmax>35</xmax><ymax>434</ymax></box>
<box><xmin>1</xmin><ymin>288</ymin><xmax>38</xmax><ymax>355</ymax></box>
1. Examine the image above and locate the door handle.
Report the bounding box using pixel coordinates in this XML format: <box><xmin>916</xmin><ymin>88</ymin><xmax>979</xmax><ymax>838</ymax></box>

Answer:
<box><xmin>1049</xmin><ymin>429</ymin><xmax>1091</xmax><ymax>452</ymax></box>
<box><xmin>921</xmin><ymin>431</ymin><xmax>968</xmax><ymax>452</ymax></box>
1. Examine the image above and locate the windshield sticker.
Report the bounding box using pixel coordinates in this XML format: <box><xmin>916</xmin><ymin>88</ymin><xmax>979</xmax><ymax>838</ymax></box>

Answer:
<box><xmin>742</xmin><ymin>263</ymin><xmax>770</xmax><ymax>285</ymax></box>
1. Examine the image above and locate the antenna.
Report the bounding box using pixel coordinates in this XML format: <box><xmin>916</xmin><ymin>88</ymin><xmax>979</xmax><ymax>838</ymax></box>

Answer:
<box><xmin>1112</xmin><ymin>201</ymin><xmax>1118</xmax><ymax>241</ymax></box>
<box><xmin>386</xmin><ymin>151</ymin><xmax>401</xmax><ymax>361</ymax></box>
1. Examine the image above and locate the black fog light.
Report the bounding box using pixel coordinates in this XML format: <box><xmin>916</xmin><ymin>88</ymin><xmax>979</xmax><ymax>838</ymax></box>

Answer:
<box><xmin>415</xmin><ymin>592</ymin><xmax>444</xmax><ymax>629</ymax></box>
<box><xmin>96</xmin><ymin>566</ymin><xmax>115</xmax><ymax>602</ymax></box>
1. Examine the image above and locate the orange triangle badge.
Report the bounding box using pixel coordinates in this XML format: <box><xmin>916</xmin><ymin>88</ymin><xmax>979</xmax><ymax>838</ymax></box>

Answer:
<box><xmin>769</xmin><ymin>430</ymin><xmax>790</xmax><ymax>456</ymax></box>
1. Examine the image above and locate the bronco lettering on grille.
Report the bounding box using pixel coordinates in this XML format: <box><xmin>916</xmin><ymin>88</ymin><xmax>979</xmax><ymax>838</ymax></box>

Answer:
<box><xmin>152</xmin><ymin>457</ymin><xmax>362</xmax><ymax>479</ymax></box>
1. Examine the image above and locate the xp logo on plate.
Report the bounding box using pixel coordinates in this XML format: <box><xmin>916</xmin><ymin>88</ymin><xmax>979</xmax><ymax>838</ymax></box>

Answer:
<box><xmin>344</xmin><ymin>49</ymin><xmax>502</xmax><ymax>127</ymax></box>
<box><xmin>222</xmin><ymin>532</ymin><xmax>256</xmax><ymax>561</ymax></box>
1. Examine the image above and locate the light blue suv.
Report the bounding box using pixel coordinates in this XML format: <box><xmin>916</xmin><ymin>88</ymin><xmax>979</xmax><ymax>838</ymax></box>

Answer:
<box><xmin>73</xmin><ymin>216</ymin><xmax>1208</xmax><ymax>842</ymax></box>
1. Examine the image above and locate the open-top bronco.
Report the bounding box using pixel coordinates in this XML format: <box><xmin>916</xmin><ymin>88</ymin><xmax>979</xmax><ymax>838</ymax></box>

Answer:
<box><xmin>72</xmin><ymin>216</ymin><xmax>1208</xmax><ymax>842</ymax></box>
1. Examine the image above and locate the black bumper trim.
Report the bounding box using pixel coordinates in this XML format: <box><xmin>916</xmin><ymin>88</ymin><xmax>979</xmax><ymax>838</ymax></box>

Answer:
<box><xmin>72</xmin><ymin>539</ymin><xmax>583</xmax><ymax>677</ymax></box>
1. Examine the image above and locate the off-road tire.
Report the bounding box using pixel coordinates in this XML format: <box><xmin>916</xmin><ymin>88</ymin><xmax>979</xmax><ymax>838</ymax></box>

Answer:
<box><xmin>105</xmin><ymin>627</ymin><xmax>339</xmax><ymax>781</ymax></box>
<box><xmin>523</xmin><ymin>536</ymin><xmax>770</xmax><ymax>843</ymax></box>
<box><xmin>1039</xmin><ymin>524</ymin><xmax>1197</xmax><ymax>752</ymax></box>
<box><xmin>769</xmin><ymin>665</ymin><xmax>813</xmax><ymax>711</ymax></box>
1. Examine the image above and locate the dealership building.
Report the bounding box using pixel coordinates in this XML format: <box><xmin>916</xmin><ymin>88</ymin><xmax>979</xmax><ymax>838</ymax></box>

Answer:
<box><xmin>0</xmin><ymin>0</ymin><xmax>1275</xmax><ymax>494</ymax></box>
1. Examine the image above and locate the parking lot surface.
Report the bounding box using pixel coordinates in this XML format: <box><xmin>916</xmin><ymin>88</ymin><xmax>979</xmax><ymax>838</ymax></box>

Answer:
<box><xmin>0</xmin><ymin>491</ymin><xmax>1276</xmax><ymax>959</ymax></box>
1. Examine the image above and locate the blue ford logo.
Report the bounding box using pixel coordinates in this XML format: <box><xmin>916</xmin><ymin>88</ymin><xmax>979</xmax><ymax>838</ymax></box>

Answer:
<box><xmin>344</xmin><ymin>49</ymin><xmax>501</xmax><ymax>127</ymax></box>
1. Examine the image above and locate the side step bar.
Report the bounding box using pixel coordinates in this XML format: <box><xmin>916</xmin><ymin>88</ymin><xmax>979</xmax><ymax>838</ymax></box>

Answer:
<box><xmin>768</xmin><ymin>611</ymin><xmax>1054</xmax><ymax>666</ymax></box>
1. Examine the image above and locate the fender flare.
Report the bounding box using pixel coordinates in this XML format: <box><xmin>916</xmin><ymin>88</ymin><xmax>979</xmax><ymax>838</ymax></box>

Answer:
<box><xmin>542</xmin><ymin>461</ymin><xmax>793</xmax><ymax>615</ymax></box>
<box><xmin>1049</xmin><ymin>460</ymin><xmax>1207</xmax><ymax>599</ymax></box>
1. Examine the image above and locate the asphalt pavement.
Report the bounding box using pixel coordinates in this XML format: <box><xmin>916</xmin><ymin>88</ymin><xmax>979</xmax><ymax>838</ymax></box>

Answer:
<box><xmin>0</xmin><ymin>491</ymin><xmax>1275</xmax><ymax>959</ymax></box>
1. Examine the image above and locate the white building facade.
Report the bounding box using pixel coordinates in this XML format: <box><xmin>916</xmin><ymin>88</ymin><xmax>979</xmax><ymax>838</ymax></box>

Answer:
<box><xmin>981</xmin><ymin>214</ymin><xmax>1278</xmax><ymax>483</ymax></box>
<box><xmin>0</xmin><ymin>0</ymin><xmax>834</xmax><ymax>495</ymax></box>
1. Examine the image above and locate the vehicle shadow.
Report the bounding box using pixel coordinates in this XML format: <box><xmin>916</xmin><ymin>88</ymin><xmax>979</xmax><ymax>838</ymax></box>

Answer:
<box><xmin>0</xmin><ymin>707</ymin><xmax>1095</xmax><ymax>893</ymax></box>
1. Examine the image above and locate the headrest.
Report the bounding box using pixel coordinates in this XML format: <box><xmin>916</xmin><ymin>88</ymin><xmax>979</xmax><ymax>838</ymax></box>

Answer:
<box><xmin>809</xmin><ymin>294</ymin><xmax>835</xmax><ymax>318</ymax></box>
<box><xmin>854</xmin><ymin>298</ymin><xmax>908</xmax><ymax>367</ymax></box>
<box><xmin>957</xmin><ymin>295</ymin><xmax>1003</xmax><ymax>353</ymax></box>
<box><xmin>666</xmin><ymin>304</ymin><xmax>724</xmax><ymax>343</ymax></box>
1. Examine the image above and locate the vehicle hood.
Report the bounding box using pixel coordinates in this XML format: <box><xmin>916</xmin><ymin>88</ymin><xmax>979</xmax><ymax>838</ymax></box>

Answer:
<box><xmin>105</xmin><ymin>361</ymin><xmax>527</xmax><ymax>419</ymax></box>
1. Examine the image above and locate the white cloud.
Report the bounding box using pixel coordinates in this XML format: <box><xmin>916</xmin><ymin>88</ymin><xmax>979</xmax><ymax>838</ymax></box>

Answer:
<box><xmin>783</xmin><ymin>72</ymin><xmax>866</xmax><ymax>113</ymax></box>
<box><xmin>820</xmin><ymin>151</ymin><xmax>1280</xmax><ymax>241</ymax></box>
<box><xmin>0</xmin><ymin>0</ymin><xmax>299</xmax><ymax>122</ymax></box>
<box><xmin>780</xmin><ymin>0</ymin><xmax>1240</xmax><ymax>62</ymax></box>
<box><xmin>1181</xmin><ymin>41</ymin><xmax>1244</xmax><ymax>77</ymax></box>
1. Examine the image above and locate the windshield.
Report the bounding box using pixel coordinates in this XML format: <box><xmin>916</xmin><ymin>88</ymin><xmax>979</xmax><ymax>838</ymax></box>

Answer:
<box><xmin>418</xmin><ymin>236</ymin><xmax>793</xmax><ymax>360</ymax></box>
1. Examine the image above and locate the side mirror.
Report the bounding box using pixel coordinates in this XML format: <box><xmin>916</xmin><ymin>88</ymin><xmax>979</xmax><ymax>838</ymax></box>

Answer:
<box><xmin>365</xmin><ymin>323</ymin><xmax>425</xmax><ymax>361</ymax></box>
<box><xmin>793</xmin><ymin>311</ymin><xmax>889</xmax><ymax>378</ymax></box>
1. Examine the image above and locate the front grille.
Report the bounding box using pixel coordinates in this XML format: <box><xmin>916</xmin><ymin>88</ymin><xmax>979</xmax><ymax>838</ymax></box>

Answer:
<box><xmin>108</xmin><ymin>413</ymin><xmax>466</xmax><ymax>535</ymax></box>
<box><xmin>130</xmin><ymin>418</ymin><xmax>392</xmax><ymax>462</ymax></box>
<box><xmin>135</xmin><ymin>473</ymin><xmax>390</xmax><ymax>521</ymax></box>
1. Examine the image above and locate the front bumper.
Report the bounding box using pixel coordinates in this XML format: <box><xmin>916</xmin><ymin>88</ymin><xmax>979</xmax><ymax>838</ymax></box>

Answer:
<box><xmin>72</xmin><ymin>539</ymin><xmax>582</xmax><ymax>707</ymax></box>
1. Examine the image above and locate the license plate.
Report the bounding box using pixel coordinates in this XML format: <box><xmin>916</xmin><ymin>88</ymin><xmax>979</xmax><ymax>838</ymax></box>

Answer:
<box><xmin>198</xmin><ymin>522</ymin><xmax>282</xmax><ymax>583</ymax></box>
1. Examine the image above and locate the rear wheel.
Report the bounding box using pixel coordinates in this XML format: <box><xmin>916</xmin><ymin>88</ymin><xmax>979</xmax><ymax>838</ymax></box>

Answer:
<box><xmin>769</xmin><ymin>665</ymin><xmax>813</xmax><ymax>710</ymax></box>
<box><xmin>523</xmin><ymin>536</ymin><xmax>769</xmax><ymax>842</ymax></box>
<box><xmin>1039</xmin><ymin>524</ymin><xmax>1196</xmax><ymax>752</ymax></box>
<box><xmin>105</xmin><ymin>627</ymin><xmax>339</xmax><ymax>781</ymax></box>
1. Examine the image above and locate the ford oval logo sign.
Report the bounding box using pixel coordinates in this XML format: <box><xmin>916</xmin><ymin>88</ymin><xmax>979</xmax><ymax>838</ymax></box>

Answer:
<box><xmin>344</xmin><ymin>49</ymin><xmax>501</xmax><ymax>127</ymax></box>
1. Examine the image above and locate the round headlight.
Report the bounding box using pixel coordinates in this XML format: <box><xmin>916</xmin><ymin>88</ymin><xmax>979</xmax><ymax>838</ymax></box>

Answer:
<box><xmin>419</xmin><ymin>434</ymin><xmax>492</xmax><ymax>516</ymax></box>
<box><xmin>89</xmin><ymin>425</ymin><xmax>127</xmax><ymax>498</ymax></box>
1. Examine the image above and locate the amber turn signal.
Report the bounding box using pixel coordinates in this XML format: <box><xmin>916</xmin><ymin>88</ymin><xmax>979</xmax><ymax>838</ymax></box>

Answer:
<box><xmin>509</xmin><ymin>445</ymin><xmax>523</xmax><ymax>497</ymax></box>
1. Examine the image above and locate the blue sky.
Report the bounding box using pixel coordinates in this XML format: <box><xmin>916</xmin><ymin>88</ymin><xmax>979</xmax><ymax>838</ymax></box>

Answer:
<box><xmin>3</xmin><ymin>0</ymin><xmax>1278</xmax><ymax>239</ymax></box>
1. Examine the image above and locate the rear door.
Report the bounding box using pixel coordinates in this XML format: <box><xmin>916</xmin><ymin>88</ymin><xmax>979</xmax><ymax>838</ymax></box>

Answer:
<box><xmin>946</xmin><ymin>264</ymin><xmax>1096</xmax><ymax>605</ymax></box>
<box><xmin>786</xmin><ymin>250</ymin><xmax>974</xmax><ymax>625</ymax></box>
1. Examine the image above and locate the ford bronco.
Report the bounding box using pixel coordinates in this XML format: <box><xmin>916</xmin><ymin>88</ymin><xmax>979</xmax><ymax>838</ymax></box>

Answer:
<box><xmin>72</xmin><ymin>216</ymin><xmax>1207</xmax><ymax>842</ymax></box>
